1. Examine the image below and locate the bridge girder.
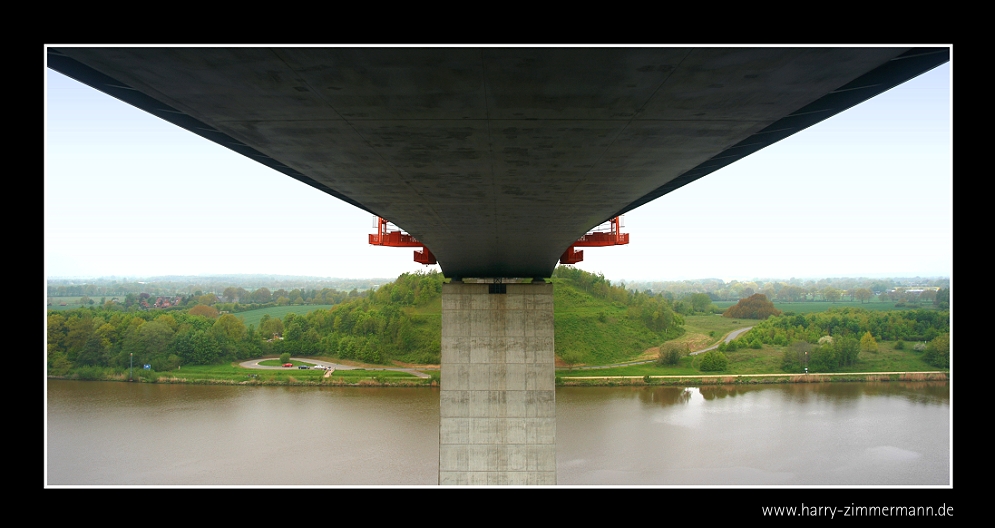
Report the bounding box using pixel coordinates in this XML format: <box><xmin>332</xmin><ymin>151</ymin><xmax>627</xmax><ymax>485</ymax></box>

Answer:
<box><xmin>47</xmin><ymin>46</ymin><xmax>949</xmax><ymax>278</ymax></box>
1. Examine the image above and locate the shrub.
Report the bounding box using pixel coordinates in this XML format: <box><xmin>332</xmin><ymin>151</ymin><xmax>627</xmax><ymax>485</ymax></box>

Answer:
<box><xmin>74</xmin><ymin>366</ymin><xmax>106</xmax><ymax>381</ymax></box>
<box><xmin>699</xmin><ymin>351</ymin><xmax>728</xmax><ymax>372</ymax></box>
<box><xmin>658</xmin><ymin>341</ymin><xmax>688</xmax><ymax>366</ymax></box>
<box><xmin>895</xmin><ymin>340</ymin><xmax>905</xmax><ymax>350</ymax></box>
<box><xmin>922</xmin><ymin>333</ymin><xmax>949</xmax><ymax>368</ymax></box>
<box><xmin>279</xmin><ymin>352</ymin><xmax>291</xmax><ymax>364</ymax></box>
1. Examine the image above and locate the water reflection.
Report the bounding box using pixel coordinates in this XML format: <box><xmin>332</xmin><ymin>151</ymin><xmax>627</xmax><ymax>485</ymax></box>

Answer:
<box><xmin>557</xmin><ymin>382</ymin><xmax>949</xmax><ymax>485</ymax></box>
<box><xmin>48</xmin><ymin>380</ymin><xmax>949</xmax><ymax>486</ymax></box>
<box><xmin>638</xmin><ymin>387</ymin><xmax>693</xmax><ymax>406</ymax></box>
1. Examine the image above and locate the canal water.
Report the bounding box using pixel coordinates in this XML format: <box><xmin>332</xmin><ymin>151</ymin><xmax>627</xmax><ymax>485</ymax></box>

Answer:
<box><xmin>46</xmin><ymin>380</ymin><xmax>949</xmax><ymax>486</ymax></box>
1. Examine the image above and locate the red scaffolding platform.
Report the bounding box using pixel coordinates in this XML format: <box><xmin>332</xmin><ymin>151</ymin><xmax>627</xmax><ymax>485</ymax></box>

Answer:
<box><xmin>370</xmin><ymin>215</ymin><xmax>625</xmax><ymax>267</ymax></box>
<box><xmin>368</xmin><ymin>217</ymin><xmax>437</xmax><ymax>265</ymax></box>
<box><xmin>559</xmin><ymin>216</ymin><xmax>629</xmax><ymax>265</ymax></box>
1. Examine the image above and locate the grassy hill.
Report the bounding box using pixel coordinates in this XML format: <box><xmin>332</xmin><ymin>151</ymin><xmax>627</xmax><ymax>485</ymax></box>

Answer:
<box><xmin>552</xmin><ymin>276</ymin><xmax>676</xmax><ymax>364</ymax></box>
<box><xmin>275</xmin><ymin>269</ymin><xmax>685</xmax><ymax>367</ymax></box>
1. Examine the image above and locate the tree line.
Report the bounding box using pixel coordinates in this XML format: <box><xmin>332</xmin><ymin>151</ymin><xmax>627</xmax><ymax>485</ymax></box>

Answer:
<box><xmin>739</xmin><ymin>307</ymin><xmax>950</xmax><ymax>371</ymax></box>
<box><xmin>623</xmin><ymin>276</ymin><xmax>949</xmax><ymax>305</ymax></box>
<box><xmin>47</xmin><ymin>272</ymin><xmax>446</xmax><ymax>375</ymax></box>
<box><xmin>49</xmin><ymin>268</ymin><xmax>691</xmax><ymax>376</ymax></box>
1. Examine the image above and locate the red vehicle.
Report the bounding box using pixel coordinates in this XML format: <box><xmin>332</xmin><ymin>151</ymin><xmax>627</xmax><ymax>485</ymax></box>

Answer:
<box><xmin>282</xmin><ymin>363</ymin><xmax>293</xmax><ymax>368</ymax></box>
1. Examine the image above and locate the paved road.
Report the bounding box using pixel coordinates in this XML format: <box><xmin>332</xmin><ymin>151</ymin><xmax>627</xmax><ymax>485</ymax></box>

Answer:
<box><xmin>690</xmin><ymin>326</ymin><xmax>754</xmax><ymax>355</ymax></box>
<box><xmin>240</xmin><ymin>327</ymin><xmax>755</xmax><ymax>376</ymax></box>
<box><xmin>555</xmin><ymin>326</ymin><xmax>754</xmax><ymax>371</ymax></box>
<box><xmin>238</xmin><ymin>358</ymin><xmax>431</xmax><ymax>379</ymax></box>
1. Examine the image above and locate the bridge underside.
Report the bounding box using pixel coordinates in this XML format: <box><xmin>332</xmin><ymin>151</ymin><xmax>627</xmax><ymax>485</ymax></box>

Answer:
<box><xmin>48</xmin><ymin>47</ymin><xmax>948</xmax><ymax>279</ymax></box>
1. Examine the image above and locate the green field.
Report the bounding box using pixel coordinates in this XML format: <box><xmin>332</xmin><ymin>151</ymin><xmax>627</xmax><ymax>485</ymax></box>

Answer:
<box><xmin>257</xmin><ymin>359</ymin><xmax>316</xmax><ymax>367</ymax></box>
<box><xmin>158</xmin><ymin>363</ymin><xmax>327</xmax><ymax>382</ymax></box>
<box><xmin>713</xmin><ymin>300</ymin><xmax>938</xmax><ymax>314</ymax></box>
<box><xmin>558</xmin><ymin>339</ymin><xmax>941</xmax><ymax>379</ymax></box>
<box><xmin>66</xmin><ymin>362</ymin><xmax>423</xmax><ymax>384</ymax></box>
<box><xmin>236</xmin><ymin>305</ymin><xmax>337</xmax><ymax>327</ymax></box>
<box><xmin>47</xmin><ymin>296</ymin><xmax>100</xmax><ymax>310</ymax></box>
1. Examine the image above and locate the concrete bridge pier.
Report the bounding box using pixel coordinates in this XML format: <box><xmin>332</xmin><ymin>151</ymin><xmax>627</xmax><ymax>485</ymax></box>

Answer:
<box><xmin>439</xmin><ymin>280</ymin><xmax>556</xmax><ymax>485</ymax></box>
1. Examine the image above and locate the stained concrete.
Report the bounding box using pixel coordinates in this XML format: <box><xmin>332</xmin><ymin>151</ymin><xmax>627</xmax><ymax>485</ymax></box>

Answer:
<box><xmin>439</xmin><ymin>281</ymin><xmax>556</xmax><ymax>485</ymax></box>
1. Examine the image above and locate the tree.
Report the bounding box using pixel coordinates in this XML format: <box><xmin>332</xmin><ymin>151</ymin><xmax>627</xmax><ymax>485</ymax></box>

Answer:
<box><xmin>223</xmin><ymin>286</ymin><xmax>239</xmax><ymax>303</ymax></box>
<box><xmin>212</xmin><ymin>313</ymin><xmax>247</xmax><ymax>342</ymax></box>
<box><xmin>252</xmin><ymin>287</ymin><xmax>272</xmax><ymax>304</ymax></box>
<box><xmin>836</xmin><ymin>335</ymin><xmax>859</xmax><ymax>366</ymax></box>
<box><xmin>689</xmin><ymin>293</ymin><xmax>712</xmax><ymax>313</ymax></box>
<box><xmin>279</xmin><ymin>352</ymin><xmax>291</xmax><ymax>364</ymax></box>
<box><xmin>779</xmin><ymin>285</ymin><xmax>805</xmax><ymax>302</ymax></box>
<box><xmin>822</xmin><ymin>287</ymin><xmax>841</xmax><ymax>303</ymax></box>
<box><xmin>854</xmin><ymin>288</ymin><xmax>873</xmax><ymax>304</ymax></box>
<box><xmin>196</xmin><ymin>293</ymin><xmax>217</xmax><ymax>306</ymax></box>
<box><xmin>860</xmin><ymin>331</ymin><xmax>879</xmax><ymax>354</ymax></box>
<box><xmin>723</xmin><ymin>294</ymin><xmax>781</xmax><ymax>319</ymax></box>
<box><xmin>189</xmin><ymin>304</ymin><xmax>219</xmax><ymax>320</ymax></box>
<box><xmin>699</xmin><ymin>350</ymin><xmax>728</xmax><ymax>372</ymax></box>
<box><xmin>934</xmin><ymin>288</ymin><xmax>950</xmax><ymax>310</ymax></box>
<box><xmin>260</xmin><ymin>315</ymin><xmax>284</xmax><ymax>339</ymax></box>
<box><xmin>922</xmin><ymin>333</ymin><xmax>949</xmax><ymax>368</ymax></box>
<box><xmin>782</xmin><ymin>340</ymin><xmax>811</xmax><ymax>372</ymax></box>
<box><xmin>77</xmin><ymin>333</ymin><xmax>107</xmax><ymax>366</ymax></box>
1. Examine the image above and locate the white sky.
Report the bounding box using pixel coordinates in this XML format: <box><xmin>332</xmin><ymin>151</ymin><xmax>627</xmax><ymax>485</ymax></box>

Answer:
<box><xmin>44</xmin><ymin>49</ymin><xmax>952</xmax><ymax>283</ymax></box>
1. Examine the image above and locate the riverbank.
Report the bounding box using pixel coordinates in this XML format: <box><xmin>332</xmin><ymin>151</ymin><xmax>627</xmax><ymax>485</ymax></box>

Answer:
<box><xmin>46</xmin><ymin>374</ymin><xmax>439</xmax><ymax>387</ymax></box>
<box><xmin>47</xmin><ymin>363</ymin><xmax>440</xmax><ymax>387</ymax></box>
<box><xmin>48</xmin><ymin>369</ymin><xmax>947</xmax><ymax>388</ymax></box>
<box><xmin>557</xmin><ymin>370</ymin><xmax>949</xmax><ymax>386</ymax></box>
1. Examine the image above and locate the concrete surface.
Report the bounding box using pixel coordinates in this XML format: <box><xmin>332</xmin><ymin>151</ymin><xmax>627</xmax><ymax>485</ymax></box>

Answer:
<box><xmin>47</xmin><ymin>47</ymin><xmax>949</xmax><ymax>279</ymax></box>
<box><xmin>439</xmin><ymin>281</ymin><xmax>556</xmax><ymax>485</ymax></box>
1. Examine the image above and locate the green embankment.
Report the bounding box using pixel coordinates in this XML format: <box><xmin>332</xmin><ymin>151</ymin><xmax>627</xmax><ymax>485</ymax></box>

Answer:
<box><xmin>552</xmin><ymin>278</ymin><xmax>673</xmax><ymax>364</ymax></box>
